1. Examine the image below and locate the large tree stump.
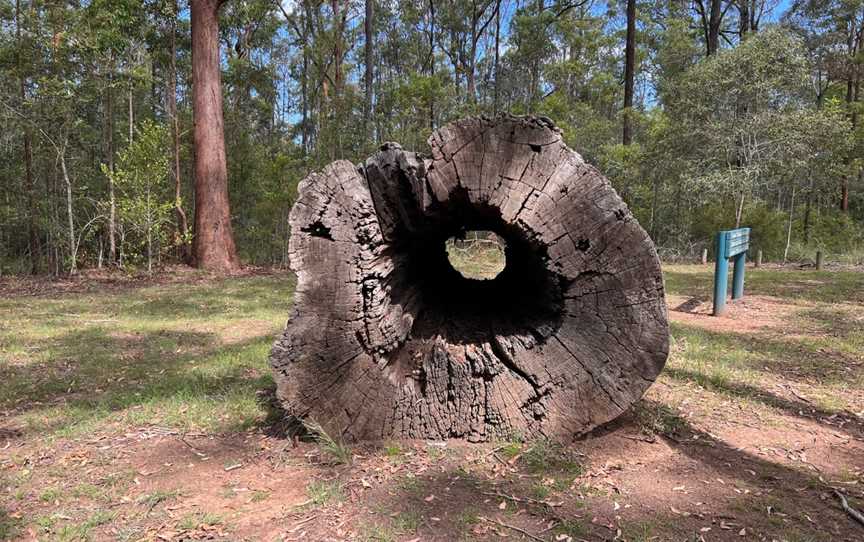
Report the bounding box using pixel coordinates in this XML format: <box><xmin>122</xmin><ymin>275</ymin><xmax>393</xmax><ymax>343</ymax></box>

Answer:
<box><xmin>270</xmin><ymin>116</ymin><xmax>668</xmax><ymax>441</ymax></box>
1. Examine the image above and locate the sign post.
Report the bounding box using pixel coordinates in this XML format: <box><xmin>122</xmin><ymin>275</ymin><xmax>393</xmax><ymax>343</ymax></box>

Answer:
<box><xmin>713</xmin><ymin>228</ymin><xmax>750</xmax><ymax>316</ymax></box>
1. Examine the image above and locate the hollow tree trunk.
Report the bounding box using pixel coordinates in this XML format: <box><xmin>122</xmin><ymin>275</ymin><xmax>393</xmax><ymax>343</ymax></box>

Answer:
<box><xmin>270</xmin><ymin>116</ymin><xmax>669</xmax><ymax>442</ymax></box>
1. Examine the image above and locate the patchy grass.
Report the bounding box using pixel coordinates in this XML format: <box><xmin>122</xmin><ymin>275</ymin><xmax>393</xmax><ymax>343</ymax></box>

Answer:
<box><xmin>663</xmin><ymin>263</ymin><xmax>864</xmax><ymax>304</ymax></box>
<box><xmin>0</xmin><ymin>510</ymin><xmax>22</xmax><ymax>540</ymax></box>
<box><xmin>177</xmin><ymin>511</ymin><xmax>223</xmax><ymax>530</ymax></box>
<box><xmin>520</xmin><ymin>439</ymin><xmax>583</xmax><ymax>478</ymax></box>
<box><xmin>0</xmin><ymin>274</ymin><xmax>294</xmax><ymax>439</ymax></box>
<box><xmin>445</xmin><ymin>237</ymin><xmax>506</xmax><ymax>280</ymax></box>
<box><xmin>137</xmin><ymin>489</ymin><xmax>180</xmax><ymax>508</ymax></box>
<box><xmin>306</xmin><ymin>479</ymin><xmax>344</xmax><ymax>507</ymax></box>
<box><xmin>304</xmin><ymin>419</ymin><xmax>353</xmax><ymax>465</ymax></box>
<box><xmin>2</xmin><ymin>264</ymin><xmax>863</xmax><ymax>541</ymax></box>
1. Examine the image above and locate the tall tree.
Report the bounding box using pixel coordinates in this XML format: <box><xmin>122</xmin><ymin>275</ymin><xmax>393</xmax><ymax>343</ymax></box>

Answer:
<box><xmin>364</xmin><ymin>0</ymin><xmax>374</xmax><ymax>141</ymax></box>
<box><xmin>841</xmin><ymin>6</ymin><xmax>863</xmax><ymax>212</ymax></box>
<box><xmin>737</xmin><ymin>0</ymin><xmax>763</xmax><ymax>38</ymax></box>
<box><xmin>695</xmin><ymin>0</ymin><xmax>731</xmax><ymax>55</ymax></box>
<box><xmin>16</xmin><ymin>0</ymin><xmax>39</xmax><ymax>273</ymax></box>
<box><xmin>622</xmin><ymin>0</ymin><xmax>636</xmax><ymax>144</ymax></box>
<box><xmin>166</xmin><ymin>0</ymin><xmax>190</xmax><ymax>262</ymax></box>
<box><xmin>104</xmin><ymin>57</ymin><xmax>117</xmax><ymax>265</ymax></box>
<box><xmin>190</xmin><ymin>0</ymin><xmax>240</xmax><ymax>271</ymax></box>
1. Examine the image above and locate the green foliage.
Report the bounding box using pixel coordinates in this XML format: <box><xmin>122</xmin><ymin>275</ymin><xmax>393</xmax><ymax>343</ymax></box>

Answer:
<box><xmin>0</xmin><ymin>273</ymin><xmax>295</xmax><ymax>439</ymax></box>
<box><xmin>102</xmin><ymin>120</ymin><xmax>174</xmax><ymax>272</ymax></box>
<box><xmin>520</xmin><ymin>439</ymin><xmax>583</xmax><ymax>477</ymax></box>
<box><xmin>635</xmin><ymin>28</ymin><xmax>860</xmax><ymax>256</ymax></box>
<box><xmin>1</xmin><ymin>0</ymin><xmax>862</xmax><ymax>272</ymax></box>
<box><xmin>303</xmin><ymin>419</ymin><xmax>353</xmax><ymax>465</ymax></box>
<box><xmin>305</xmin><ymin>479</ymin><xmax>345</xmax><ymax>506</ymax></box>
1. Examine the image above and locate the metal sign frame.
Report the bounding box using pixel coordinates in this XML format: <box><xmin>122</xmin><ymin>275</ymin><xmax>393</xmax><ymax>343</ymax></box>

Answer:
<box><xmin>713</xmin><ymin>227</ymin><xmax>750</xmax><ymax>316</ymax></box>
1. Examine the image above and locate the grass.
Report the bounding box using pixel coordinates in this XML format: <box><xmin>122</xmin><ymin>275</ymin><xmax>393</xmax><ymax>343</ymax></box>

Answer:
<box><xmin>250</xmin><ymin>490</ymin><xmax>270</xmax><ymax>503</ymax></box>
<box><xmin>445</xmin><ymin>237</ymin><xmax>506</xmax><ymax>280</ymax></box>
<box><xmin>52</xmin><ymin>510</ymin><xmax>117</xmax><ymax>541</ymax></box>
<box><xmin>632</xmin><ymin>400</ymin><xmax>688</xmax><ymax>437</ymax></box>
<box><xmin>304</xmin><ymin>419</ymin><xmax>353</xmax><ymax>465</ymax></box>
<box><xmin>3</xmin><ymin>262</ymin><xmax>863</xmax><ymax>540</ymax></box>
<box><xmin>662</xmin><ymin>264</ymin><xmax>864</xmax><ymax>415</ymax></box>
<box><xmin>38</xmin><ymin>487</ymin><xmax>62</xmax><ymax>503</ymax></box>
<box><xmin>553</xmin><ymin>518</ymin><xmax>587</xmax><ymax>538</ymax></box>
<box><xmin>306</xmin><ymin>479</ymin><xmax>344</xmax><ymax>507</ymax></box>
<box><xmin>0</xmin><ymin>274</ymin><xmax>295</xmax><ymax>439</ymax></box>
<box><xmin>351</xmin><ymin>511</ymin><xmax>421</xmax><ymax>542</ymax></box>
<box><xmin>137</xmin><ymin>489</ymin><xmax>180</xmax><ymax>508</ymax></box>
<box><xmin>663</xmin><ymin>264</ymin><xmax>864</xmax><ymax>304</ymax></box>
<box><xmin>454</xmin><ymin>508</ymin><xmax>480</xmax><ymax>530</ymax></box>
<box><xmin>619</xmin><ymin>519</ymin><xmax>660</xmax><ymax>542</ymax></box>
<box><xmin>382</xmin><ymin>441</ymin><xmax>402</xmax><ymax>458</ymax></box>
<box><xmin>0</xmin><ymin>510</ymin><xmax>22</xmax><ymax>540</ymax></box>
<box><xmin>178</xmin><ymin>512</ymin><xmax>223</xmax><ymax>530</ymax></box>
<box><xmin>520</xmin><ymin>439</ymin><xmax>583</xmax><ymax>478</ymax></box>
<box><xmin>396</xmin><ymin>474</ymin><xmax>423</xmax><ymax>494</ymax></box>
<box><xmin>358</xmin><ymin>523</ymin><xmax>399</xmax><ymax>542</ymax></box>
<box><xmin>392</xmin><ymin>510</ymin><xmax>421</xmax><ymax>532</ymax></box>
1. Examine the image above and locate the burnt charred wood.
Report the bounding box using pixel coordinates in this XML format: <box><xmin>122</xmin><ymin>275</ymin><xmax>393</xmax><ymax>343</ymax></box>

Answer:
<box><xmin>270</xmin><ymin>115</ymin><xmax>669</xmax><ymax>441</ymax></box>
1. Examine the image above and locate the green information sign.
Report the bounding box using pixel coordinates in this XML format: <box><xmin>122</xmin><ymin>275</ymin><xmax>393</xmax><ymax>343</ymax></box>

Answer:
<box><xmin>713</xmin><ymin>228</ymin><xmax>750</xmax><ymax>316</ymax></box>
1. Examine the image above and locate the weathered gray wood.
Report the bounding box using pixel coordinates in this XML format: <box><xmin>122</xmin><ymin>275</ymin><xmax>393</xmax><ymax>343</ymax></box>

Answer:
<box><xmin>270</xmin><ymin>115</ymin><xmax>669</xmax><ymax>441</ymax></box>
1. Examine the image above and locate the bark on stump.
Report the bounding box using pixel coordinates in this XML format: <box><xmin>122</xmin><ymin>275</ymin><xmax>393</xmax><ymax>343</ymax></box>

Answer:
<box><xmin>270</xmin><ymin>116</ymin><xmax>669</xmax><ymax>441</ymax></box>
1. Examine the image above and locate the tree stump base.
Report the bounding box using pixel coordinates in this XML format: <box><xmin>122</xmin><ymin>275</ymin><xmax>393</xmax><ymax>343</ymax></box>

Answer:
<box><xmin>270</xmin><ymin>115</ymin><xmax>669</xmax><ymax>441</ymax></box>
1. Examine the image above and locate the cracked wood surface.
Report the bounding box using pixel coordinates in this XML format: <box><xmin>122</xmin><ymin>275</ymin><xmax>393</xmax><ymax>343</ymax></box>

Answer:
<box><xmin>270</xmin><ymin>115</ymin><xmax>669</xmax><ymax>441</ymax></box>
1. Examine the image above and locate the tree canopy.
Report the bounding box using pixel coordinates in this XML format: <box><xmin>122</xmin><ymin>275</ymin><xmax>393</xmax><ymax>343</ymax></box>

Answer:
<box><xmin>1</xmin><ymin>0</ymin><xmax>862</xmax><ymax>274</ymax></box>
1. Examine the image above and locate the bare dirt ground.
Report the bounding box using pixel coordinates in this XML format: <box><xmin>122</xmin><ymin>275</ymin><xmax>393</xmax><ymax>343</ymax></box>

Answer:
<box><xmin>1</xmin><ymin>265</ymin><xmax>863</xmax><ymax>541</ymax></box>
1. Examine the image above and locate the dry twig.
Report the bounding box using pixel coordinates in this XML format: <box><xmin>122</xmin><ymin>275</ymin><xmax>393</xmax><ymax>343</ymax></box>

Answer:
<box><xmin>834</xmin><ymin>490</ymin><xmax>864</xmax><ymax>528</ymax></box>
<box><xmin>479</xmin><ymin>516</ymin><xmax>545</xmax><ymax>541</ymax></box>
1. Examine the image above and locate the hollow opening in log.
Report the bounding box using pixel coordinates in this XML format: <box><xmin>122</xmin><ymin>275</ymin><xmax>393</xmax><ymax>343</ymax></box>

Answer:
<box><xmin>391</xmin><ymin>208</ymin><xmax>564</xmax><ymax>346</ymax></box>
<box><xmin>445</xmin><ymin>230</ymin><xmax>506</xmax><ymax>280</ymax></box>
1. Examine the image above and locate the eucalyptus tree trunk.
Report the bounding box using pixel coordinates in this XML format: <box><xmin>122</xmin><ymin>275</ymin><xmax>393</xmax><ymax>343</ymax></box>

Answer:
<box><xmin>428</xmin><ymin>0</ymin><xmax>435</xmax><ymax>130</ymax></box>
<box><xmin>803</xmin><ymin>177</ymin><xmax>814</xmax><ymax>244</ymax></box>
<box><xmin>784</xmin><ymin>185</ymin><xmax>795</xmax><ymax>263</ymax></box>
<box><xmin>622</xmin><ymin>0</ymin><xmax>636</xmax><ymax>145</ymax></box>
<box><xmin>707</xmin><ymin>0</ymin><xmax>721</xmax><ymax>55</ymax></box>
<box><xmin>841</xmin><ymin>13</ymin><xmax>862</xmax><ymax>209</ymax></box>
<box><xmin>190</xmin><ymin>0</ymin><xmax>240</xmax><ymax>272</ymax></box>
<box><xmin>16</xmin><ymin>0</ymin><xmax>39</xmax><ymax>274</ymax></box>
<box><xmin>128</xmin><ymin>88</ymin><xmax>134</xmax><ymax>143</ymax></box>
<box><xmin>167</xmin><ymin>0</ymin><xmax>190</xmax><ymax>264</ymax></box>
<box><xmin>493</xmin><ymin>0</ymin><xmax>500</xmax><ymax>113</ymax></box>
<box><xmin>59</xmin><ymin>142</ymin><xmax>76</xmax><ymax>274</ymax></box>
<box><xmin>735</xmin><ymin>192</ymin><xmax>745</xmax><ymax>228</ymax></box>
<box><xmin>104</xmin><ymin>56</ymin><xmax>117</xmax><ymax>266</ymax></box>
<box><xmin>364</xmin><ymin>0</ymin><xmax>374</xmax><ymax>142</ymax></box>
